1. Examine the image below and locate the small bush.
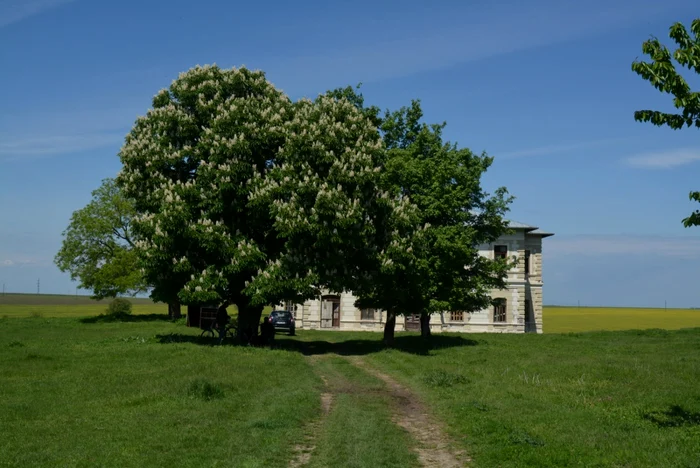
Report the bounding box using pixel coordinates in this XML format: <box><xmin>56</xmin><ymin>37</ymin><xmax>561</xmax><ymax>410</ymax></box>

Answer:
<box><xmin>29</xmin><ymin>311</ymin><xmax>43</xmax><ymax>318</ymax></box>
<box><xmin>422</xmin><ymin>369</ymin><xmax>469</xmax><ymax>387</ymax></box>
<box><xmin>107</xmin><ymin>298</ymin><xmax>133</xmax><ymax>317</ymax></box>
<box><xmin>187</xmin><ymin>378</ymin><xmax>225</xmax><ymax>401</ymax></box>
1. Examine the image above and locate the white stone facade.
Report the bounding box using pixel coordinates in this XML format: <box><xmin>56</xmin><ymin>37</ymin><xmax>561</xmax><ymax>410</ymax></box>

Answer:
<box><xmin>277</xmin><ymin>223</ymin><xmax>553</xmax><ymax>334</ymax></box>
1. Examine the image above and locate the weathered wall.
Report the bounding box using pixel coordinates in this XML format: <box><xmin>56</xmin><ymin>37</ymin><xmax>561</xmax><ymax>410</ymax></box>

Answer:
<box><xmin>279</xmin><ymin>228</ymin><xmax>549</xmax><ymax>334</ymax></box>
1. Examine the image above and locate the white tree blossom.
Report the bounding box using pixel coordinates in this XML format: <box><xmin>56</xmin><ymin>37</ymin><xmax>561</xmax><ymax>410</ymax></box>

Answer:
<box><xmin>116</xmin><ymin>64</ymin><xmax>415</xmax><ymax>313</ymax></box>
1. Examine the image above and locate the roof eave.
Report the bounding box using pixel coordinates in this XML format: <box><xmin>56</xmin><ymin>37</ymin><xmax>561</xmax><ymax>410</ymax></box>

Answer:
<box><xmin>528</xmin><ymin>231</ymin><xmax>555</xmax><ymax>238</ymax></box>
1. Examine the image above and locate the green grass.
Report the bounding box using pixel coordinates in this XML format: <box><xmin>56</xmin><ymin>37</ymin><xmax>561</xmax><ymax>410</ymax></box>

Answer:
<box><xmin>4</xmin><ymin>296</ymin><xmax>700</xmax><ymax>466</ymax></box>
<box><xmin>306</xmin><ymin>357</ymin><xmax>419</xmax><ymax>468</ymax></box>
<box><xmin>544</xmin><ymin>306</ymin><xmax>700</xmax><ymax>333</ymax></box>
<box><xmin>353</xmin><ymin>329</ymin><xmax>700</xmax><ymax>467</ymax></box>
<box><xmin>0</xmin><ymin>317</ymin><xmax>321</xmax><ymax>467</ymax></box>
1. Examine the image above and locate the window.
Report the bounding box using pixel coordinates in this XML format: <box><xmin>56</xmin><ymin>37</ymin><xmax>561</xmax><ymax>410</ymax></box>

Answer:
<box><xmin>524</xmin><ymin>250</ymin><xmax>531</xmax><ymax>275</ymax></box>
<box><xmin>493</xmin><ymin>298</ymin><xmax>507</xmax><ymax>323</ymax></box>
<box><xmin>494</xmin><ymin>245</ymin><xmax>508</xmax><ymax>259</ymax></box>
<box><xmin>361</xmin><ymin>308</ymin><xmax>375</xmax><ymax>320</ymax></box>
<box><xmin>450</xmin><ymin>310</ymin><xmax>464</xmax><ymax>322</ymax></box>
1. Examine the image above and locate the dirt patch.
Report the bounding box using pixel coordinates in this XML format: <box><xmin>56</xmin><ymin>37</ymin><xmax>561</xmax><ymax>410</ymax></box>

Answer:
<box><xmin>349</xmin><ymin>357</ymin><xmax>470</xmax><ymax>467</ymax></box>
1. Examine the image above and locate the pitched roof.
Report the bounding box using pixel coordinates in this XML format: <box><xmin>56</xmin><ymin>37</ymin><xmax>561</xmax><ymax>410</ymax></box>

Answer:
<box><xmin>505</xmin><ymin>219</ymin><xmax>538</xmax><ymax>230</ymax></box>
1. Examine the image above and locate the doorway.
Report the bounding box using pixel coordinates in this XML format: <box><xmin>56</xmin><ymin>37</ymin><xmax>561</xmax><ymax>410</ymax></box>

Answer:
<box><xmin>405</xmin><ymin>313</ymin><xmax>421</xmax><ymax>331</ymax></box>
<box><xmin>321</xmin><ymin>295</ymin><xmax>341</xmax><ymax>328</ymax></box>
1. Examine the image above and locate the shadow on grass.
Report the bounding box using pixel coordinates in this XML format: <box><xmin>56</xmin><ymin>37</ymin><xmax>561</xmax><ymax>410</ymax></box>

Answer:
<box><xmin>155</xmin><ymin>332</ymin><xmax>220</xmax><ymax>347</ymax></box>
<box><xmin>277</xmin><ymin>334</ymin><xmax>478</xmax><ymax>356</ymax></box>
<box><xmin>80</xmin><ymin>313</ymin><xmax>173</xmax><ymax>324</ymax></box>
<box><xmin>642</xmin><ymin>405</ymin><xmax>700</xmax><ymax>428</ymax></box>
<box><xmin>153</xmin><ymin>332</ymin><xmax>479</xmax><ymax>356</ymax></box>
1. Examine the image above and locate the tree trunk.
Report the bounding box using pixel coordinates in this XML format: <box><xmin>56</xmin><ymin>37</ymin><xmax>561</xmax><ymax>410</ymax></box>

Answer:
<box><xmin>168</xmin><ymin>300</ymin><xmax>182</xmax><ymax>319</ymax></box>
<box><xmin>237</xmin><ymin>303</ymin><xmax>265</xmax><ymax>345</ymax></box>
<box><xmin>383</xmin><ymin>309</ymin><xmax>396</xmax><ymax>347</ymax></box>
<box><xmin>420</xmin><ymin>313</ymin><xmax>431</xmax><ymax>338</ymax></box>
<box><xmin>187</xmin><ymin>304</ymin><xmax>199</xmax><ymax>327</ymax></box>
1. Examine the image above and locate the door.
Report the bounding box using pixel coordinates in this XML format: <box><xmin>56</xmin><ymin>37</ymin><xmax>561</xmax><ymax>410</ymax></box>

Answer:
<box><xmin>332</xmin><ymin>301</ymin><xmax>340</xmax><ymax>328</ymax></box>
<box><xmin>321</xmin><ymin>300</ymin><xmax>333</xmax><ymax>328</ymax></box>
<box><xmin>321</xmin><ymin>295</ymin><xmax>341</xmax><ymax>328</ymax></box>
<box><xmin>405</xmin><ymin>313</ymin><xmax>421</xmax><ymax>331</ymax></box>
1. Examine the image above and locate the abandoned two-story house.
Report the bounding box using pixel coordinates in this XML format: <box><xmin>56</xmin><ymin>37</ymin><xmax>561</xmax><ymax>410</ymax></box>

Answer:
<box><xmin>277</xmin><ymin>220</ymin><xmax>553</xmax><ymax>334</ymax></box>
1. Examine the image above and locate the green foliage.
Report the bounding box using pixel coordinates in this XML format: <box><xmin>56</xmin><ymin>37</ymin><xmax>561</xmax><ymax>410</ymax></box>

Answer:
<box><xmin>54</xmin><ymin>178</ymin><xmax>147</xmax><ymax>299</ymax></box>
<box><xmin>325</xmin><ymin>83</ymin><xmax>383</xmax><ymax>128</ymax></box>
<box><xmin>106</xmin><ymin>298</ymin><xmax>132</xmax><ymax>316</ymax></box>
<box><xmin>687</xmin><ymin>191</ymin><xmax>700</xmax><ymax>227</ymax></box>
<box><xmin>117</xmin><ymin>64</ymin><xmax>404</xmax><ymax>314</ymax></box>
<box><xmin>346</xmin><ymin>93</ymin><xmax>514</xmax><ymax>318</ymax></box>
<box><xmin>116</xmin><ymin>64</ymin><xmax>512</xmax><ymax>332</ymax></box>
<box><xmin>632</xmin><ymin>18</ymin><xmax>700</xmax><ymax>227</ymax></box>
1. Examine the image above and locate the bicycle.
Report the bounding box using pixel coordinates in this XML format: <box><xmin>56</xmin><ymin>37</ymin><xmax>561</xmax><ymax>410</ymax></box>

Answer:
<box><xmin>200</xmin><ymin>321</ymin><xmax>238</xmax><ymax>344</ymax></box>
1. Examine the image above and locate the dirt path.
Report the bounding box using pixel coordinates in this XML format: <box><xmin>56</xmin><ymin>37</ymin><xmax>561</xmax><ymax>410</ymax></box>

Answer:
<box><xmin>348</xmin><ymin>357</ymin><xmax>470</xmax><ymax>468</ymax></box>
<box><xmin>289</xmin><ymin>355</ymin><xmax>469</xmax><ymax>467</ymax></box>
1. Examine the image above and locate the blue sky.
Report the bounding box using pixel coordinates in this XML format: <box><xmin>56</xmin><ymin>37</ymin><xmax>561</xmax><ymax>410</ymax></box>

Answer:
<box><xmin>1</xmin><ymin>0</ymin><xmax>699</xmax><ymax>307</ymax></box>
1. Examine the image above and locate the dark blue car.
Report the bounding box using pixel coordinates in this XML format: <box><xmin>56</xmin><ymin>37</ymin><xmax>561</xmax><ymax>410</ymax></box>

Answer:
<box><xmin>269</xmin><ymin>310</ymin><xmax>295</xmax><ymax>335</ymax></box>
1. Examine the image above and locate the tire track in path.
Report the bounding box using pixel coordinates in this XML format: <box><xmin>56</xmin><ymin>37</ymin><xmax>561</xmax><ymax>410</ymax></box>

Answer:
<box><xmin>289</xmin><ymin>357</ymin><xmax>333</xmax><ymax>468</ymax></box>
<box><xmin>348</xmin><ymin>357</ymin><xmax>470</xmax><ymax>467</ymax></box>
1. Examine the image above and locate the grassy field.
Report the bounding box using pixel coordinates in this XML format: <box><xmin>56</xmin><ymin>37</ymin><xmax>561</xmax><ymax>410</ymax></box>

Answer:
<box><xmin>371</xmin><ymin>327</ymin><xmax>700</xmax><ymax>467</ymax></box>
<box><xmin>0</xmin><ymin>317</ymin><xmax>321</xmax><ymax>467</ymax></box>
<box><xmin>2</xmin><ymin>315</ymin><xmax>699</xmax><ymax>467</ymax></box>
<box><xmin>2</xmin><ymin>294</ymin><xmax>700</xmax><ymax>466</ymax></box>
<box><xmin>276</xmin><ymin>329</ymin><xmax>700</xmax><ymax>467</ymax></box>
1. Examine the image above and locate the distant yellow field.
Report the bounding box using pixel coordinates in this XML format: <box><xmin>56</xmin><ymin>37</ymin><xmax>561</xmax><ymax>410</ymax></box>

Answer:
<box><xmin>0</xmin><ymin>294</ymin><xmax>255</xmax><ymax>319</ymax></box>
<box><xmin>0</xmin><ymin>303</ymin><xmax>166</xmax><ymax>318</ymax></box>
<box><xmin>0</xmin><ymin>294</ymin><xmax>165</xmax><ymax>318</ymax></box>
<box><xmin>2</xmin><ymin>294</ymin><xmax>700</xmax><ymax>332</ymax></box>
<box><xmin>544</xmin><ymin>306</ymin><xmax>700</xmax><ymax>333</ymax></box>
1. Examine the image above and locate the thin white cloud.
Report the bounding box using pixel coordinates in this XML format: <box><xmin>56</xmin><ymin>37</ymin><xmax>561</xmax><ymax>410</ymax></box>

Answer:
<box><xmin>497</xmin><ymin>138</ymin><xmax>627</xmax><ymax>159</ymax></box>
<box><xmin>547</xmin><ymin>235</ymin><xmax>700</xmax><ymax>258</ymax></box>
<box><xmin>0</xmin><ymin>258</ymin><xmax>39</xmax><ymax>267</ymax></box>
<box><xmin>0</xmin><ymin>106</ymin><xmax>140</xmax><ymax>161</ymax></box>
<box><xmin>0</xmin><ymin>0</ymin><xmax>76</xmax><ymax>28</ymax></box>
<box><xmin>0</xmin><ymin>133</ymin><xmax>124</xmax><ymax>160</ymax></box>
<box><xmin>625</xmin><ymin>148</ymin><xmax>700</xmax><ymax>169</ymax></box>
<box><xmin>265</xmin><ymin>0</ymin><xmax>691</xmax><ymax>87</ymax></box>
